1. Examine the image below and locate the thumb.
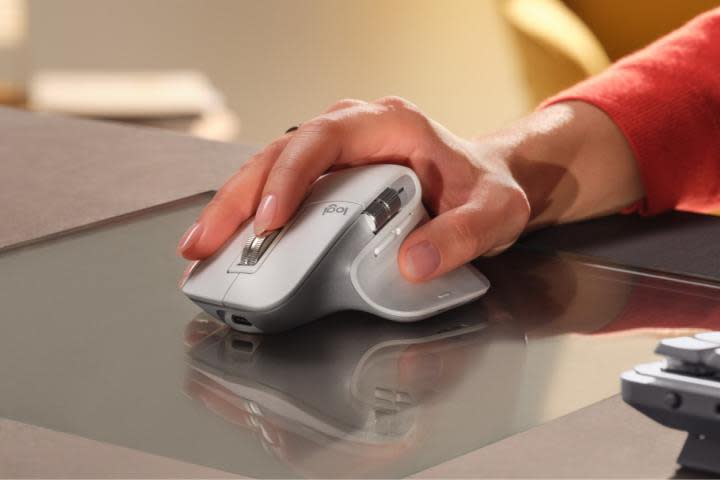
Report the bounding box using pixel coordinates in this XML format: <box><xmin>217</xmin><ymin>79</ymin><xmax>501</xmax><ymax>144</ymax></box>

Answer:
<box><xmin>398</xmin><ymin>198</ymin><xmax>526</xmax><ymax>282</ymax></box>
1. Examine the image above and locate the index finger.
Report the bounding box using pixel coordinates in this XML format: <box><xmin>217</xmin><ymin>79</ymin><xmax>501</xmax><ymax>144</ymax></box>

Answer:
<box><xmin>179</xmin><ymin>137</ymin><xmax>287</xmax><ymax>259</ymax></box>
<box><xmin>253</xmin><ymin>98</ymin><xmax>429</xmax><ymax>234</ymax></box>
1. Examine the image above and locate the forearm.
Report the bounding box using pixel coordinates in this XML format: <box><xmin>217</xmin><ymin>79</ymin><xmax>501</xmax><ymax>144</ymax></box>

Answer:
<box><xmin>471</xmin><ymin>100</ymin><xmax>644</xmax><ymax>230</ymax></box>
<box><xmin>539</xmin><ymin>8</ymin><xmax>720</xmax><ymax>215</ymax></box>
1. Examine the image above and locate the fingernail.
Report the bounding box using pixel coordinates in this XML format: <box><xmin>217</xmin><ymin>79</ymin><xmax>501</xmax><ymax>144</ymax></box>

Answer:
<box><xmin>404</xmin><ymin>240</ymin><xmax>441</xmax><ymax>280</ymax></box>
<box><xmin>177</xmin><ymin>223</ymin><xmax>203</xmax><ymax>255</ymax></box>
<box><xmin>178</xmin><ymin>261</ymin><xmax>199</xmax><ymax>288</ymax></box>
<box><xmin>254</xmin><ymin>194</ymin><xmax>277</xmax><ymax>235</ymax></box>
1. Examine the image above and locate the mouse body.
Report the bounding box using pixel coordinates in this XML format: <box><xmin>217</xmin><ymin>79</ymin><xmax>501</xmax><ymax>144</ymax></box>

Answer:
<box><xmin>182</xmin><ymin>164</ymin><xmax>490</xmax><ymax>333</ymax></box>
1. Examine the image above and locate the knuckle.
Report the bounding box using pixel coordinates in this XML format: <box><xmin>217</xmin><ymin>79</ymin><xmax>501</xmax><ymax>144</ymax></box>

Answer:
<box><xmin>212</xmin><ymin>185</ymin><xmax>232</xmax><ymax>203</ymax></box>
<box><xmin>447</xmin><ymin>216</ymin><xmax>480</xmax><ymax>256</ymax></box>
<box><xmin>376</xmin><ymin>95</ymin><xmax>413</xmax><ymax>111</ymax></box>
<box><xmin>265</xmin><ymin>138</ymin><xmax>287</xmax><ymax>153</ymax></box>
<box><xmin>225</xmin><ymin>156</ymin><xmax>265</xmax><ymax>187</ymax></box>
<box><xmin>376</xmin><ymin>95</ymin><xmax>429</xmax><ymax>130</ymax></box>
<box><xmin>206</xmin><ymin>194</ymin><xmax>252</xmax><ymax>219</ymax></box>
<box><xmin>203</xmin><ymin>196</ymin><xmax>222</xmax><ymax>212</ymax></box>
<box><xmin>268</xmin><ymin>162</ymin><xmax>314</xmax><ymax>192</ymax></box>
<box><xmin>270</xmin><ymin>162</ymin><xmax>302</xmax><ymax>179</ymax></box>
<box><xmin>327</xmin><ymin>98</ymin><xmax>363</xmax><ymax>110</ymax></box>
<box><xmin>256</xmin><ymin>138</ymin><xmax>287</xmax><ymax>160</ymax></box>
<box><xmin>243</xmin><ymin>152</ymin><xmax>264</xmax><ymax>168</ymax></box>
<box><xmin>301</xmin><ymin>115</ymin><xmax>342</xmax><ymax>137</ymax></box>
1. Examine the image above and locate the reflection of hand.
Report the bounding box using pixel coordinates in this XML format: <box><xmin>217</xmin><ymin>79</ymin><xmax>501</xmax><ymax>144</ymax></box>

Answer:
<box><xmin>397</xmin><ymin>340</ymin><xmax>468</xmax><ymax>394</ymax></box>
<box><xmin>479</xmin><ymin>252</ymin><xmax>633</xmax><ymax>337</ymax></box>
<box><xmin>183</xmin><ymin>314</ymin><xmax>224</xmax><ymax>348</ymax></box>
<box><xmin>184</xmin><ymin>369</ymin><xmax>408</xmax><ymax>477</ymax></box>
<box><xmin>184</xmin><ymin>370</ymin><xmax>280</xmax><ymax>442</ymax></box>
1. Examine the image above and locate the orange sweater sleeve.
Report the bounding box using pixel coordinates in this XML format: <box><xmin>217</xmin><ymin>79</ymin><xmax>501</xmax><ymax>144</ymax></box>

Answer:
<box><xmin>544</xmin><ymin>8</ymin><xmax>720</xmax><ymax>215</ymax></box>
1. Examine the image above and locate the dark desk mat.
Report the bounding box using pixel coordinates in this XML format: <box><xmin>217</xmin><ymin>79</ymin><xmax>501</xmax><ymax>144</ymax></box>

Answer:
<box><xmin>519</xmin><ymin>212</ymin><xmax>720</xmax><ymax>283</ymax></box>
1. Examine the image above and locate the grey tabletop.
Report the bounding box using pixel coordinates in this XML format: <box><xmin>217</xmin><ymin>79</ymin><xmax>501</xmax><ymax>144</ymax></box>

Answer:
<box><xmin>2</xmin><ymin>193</ymin><xmax>719</xmax><ymax>477</ymax></box>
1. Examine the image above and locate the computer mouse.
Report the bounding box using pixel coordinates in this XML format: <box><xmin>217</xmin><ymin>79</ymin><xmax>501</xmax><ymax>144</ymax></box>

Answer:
<box><xmin>181</xmin><ymin>164</ymin><xmax>490</xmax><ymax>333</ymax></box>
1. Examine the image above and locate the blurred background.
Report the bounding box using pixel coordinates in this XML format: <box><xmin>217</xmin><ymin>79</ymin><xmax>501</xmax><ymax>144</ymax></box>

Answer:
<box><xmin>1</xmin><ymin>0</ymin><xmax>718</xmax><ymax>146</ymax></box>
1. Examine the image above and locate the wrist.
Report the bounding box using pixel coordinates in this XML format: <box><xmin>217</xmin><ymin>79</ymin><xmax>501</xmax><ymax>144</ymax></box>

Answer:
<box><xmin>478</xmin><ymin>101</ymin><xmax>643</xmax><ymax>230</ymax></box>
<box><xmin>506</xmin><ymin>103</ymin><xmax>584</xmax><ymax>229</ymax></box>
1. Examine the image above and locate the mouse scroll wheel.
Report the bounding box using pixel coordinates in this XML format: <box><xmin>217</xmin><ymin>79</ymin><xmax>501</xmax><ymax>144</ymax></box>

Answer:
<box><xmin>363</xmin><ymin>188</ymin><xmax>402</xmax><ymax>233</ymax></box>
<box><xmin>239</xmin><ymin>230</ymin><xmax>281</xmax><ymax>266</ymax></box>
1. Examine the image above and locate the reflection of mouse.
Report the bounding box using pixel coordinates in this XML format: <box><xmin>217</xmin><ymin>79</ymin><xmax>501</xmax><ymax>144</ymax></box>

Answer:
<box><xmin>182</xmin><ymin>164</ymin><xmax>490</xmax><ymax>333</ymax></box>
<box><xmin>185</xmin><ymin>311</ymin><xmax>490</xmax><ymax>445</ymax></box>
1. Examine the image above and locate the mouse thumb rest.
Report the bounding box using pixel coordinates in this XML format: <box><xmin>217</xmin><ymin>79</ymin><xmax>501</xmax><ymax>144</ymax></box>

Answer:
<box><xmin>182</xmin><ymin>165</ymin><xmax>490</xmax><ymax>333</ymax></box>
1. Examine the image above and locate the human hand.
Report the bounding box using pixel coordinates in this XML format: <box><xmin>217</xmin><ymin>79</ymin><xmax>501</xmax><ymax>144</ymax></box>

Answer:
<box><xmin>177</xmin><ymin>96</ymin><xmax>530</xmax><ymax>282</ymax></box>
<box><xmin>177</xmin><ymin>97</ymin><xmax>642</xmax><ymax>282</ymax></box>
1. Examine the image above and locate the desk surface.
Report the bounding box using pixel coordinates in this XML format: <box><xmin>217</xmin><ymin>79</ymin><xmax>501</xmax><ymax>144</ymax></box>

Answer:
<box><xmin>2</xmin><ymin>194</ymin><xmax>719</xmax><ymax>477</ymax></box>
<box><xmin>414</xmin><ymin>394</ymin><xmax>699</xmax><ymax>479</ymax></box>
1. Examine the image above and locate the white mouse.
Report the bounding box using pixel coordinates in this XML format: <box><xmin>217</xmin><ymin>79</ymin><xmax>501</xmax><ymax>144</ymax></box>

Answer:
<box><xmin>181</xmin><ymin>164</ymin><xmax>490</xmax><ymax>333</ymax></box>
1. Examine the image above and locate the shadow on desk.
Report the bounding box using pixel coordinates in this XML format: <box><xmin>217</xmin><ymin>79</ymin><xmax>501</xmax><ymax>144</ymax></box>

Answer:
<box><xmin>519</xmin><ymin>211</ymin><xmax>720</xmax><ymax>283</ymax></box>
<box><xmin>673</xmin><ymin>467</ymin><xmax>716</xmax><ymax>479</ymax></box>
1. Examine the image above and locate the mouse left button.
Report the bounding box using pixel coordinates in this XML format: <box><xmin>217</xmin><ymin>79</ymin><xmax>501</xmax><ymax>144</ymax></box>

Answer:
<box><xmin>238</xmin><ymin>230</ymin><xmax>281</xmax><ymax>266</ymax></box>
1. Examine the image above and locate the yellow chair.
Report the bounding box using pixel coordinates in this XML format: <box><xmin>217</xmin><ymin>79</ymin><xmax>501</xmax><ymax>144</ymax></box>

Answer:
<box><xmin>501</xmin><ymin>0</ymin><xmax>720</xmax><ymax>107</ymax></box>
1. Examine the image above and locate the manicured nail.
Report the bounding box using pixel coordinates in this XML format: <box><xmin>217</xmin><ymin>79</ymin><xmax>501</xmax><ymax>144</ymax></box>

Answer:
<box><xmin>177</xmin><ymin>222</ymin><xmax>203</xmax><ymax>255</ymax></box>
<box><xmin>178</xmin><ymin>261</ymin><xmax>199</xmax><ymax>288</ymax></box>
<box><xmin>404</xmin><ymin>240</ymin><xmax>441</xmax><ymax>280</ymax></box>
<box><xmin>254</xmin><ymin>194</ymin><xmax>277</xmax><ymax>235</ymax></box>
